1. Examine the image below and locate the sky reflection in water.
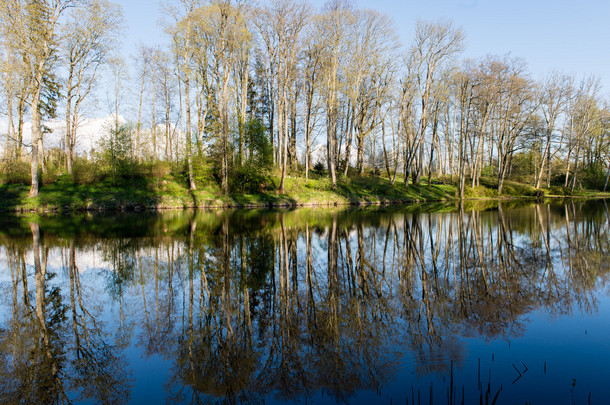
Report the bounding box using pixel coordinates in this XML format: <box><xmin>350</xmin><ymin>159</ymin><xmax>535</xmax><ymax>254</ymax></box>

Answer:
<box><xmin>0</xmin><ymin>200</ymin><xmax>608</xmax><ymax>404</ymax></box>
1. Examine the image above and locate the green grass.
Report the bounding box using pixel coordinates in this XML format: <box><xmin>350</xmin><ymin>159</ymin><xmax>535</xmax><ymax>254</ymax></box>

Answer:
<box><xmin>1</xmin><ymin>173</ymin><xmax>608</xmax><ymax>213</ymax></box>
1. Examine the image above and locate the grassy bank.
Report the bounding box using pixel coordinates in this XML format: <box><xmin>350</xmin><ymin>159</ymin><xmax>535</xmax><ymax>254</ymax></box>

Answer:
<box><xmin>1</xmin><ymin>171</ymin><xmax>608</xmax><ymax>213</ymax></box>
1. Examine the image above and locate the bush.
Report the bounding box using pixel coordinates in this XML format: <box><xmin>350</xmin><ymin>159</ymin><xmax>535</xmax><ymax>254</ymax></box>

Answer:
<box><xmin>150</xmin><ymin>161</ymin><xmax>172</xmax><ymax>178</ymax></box>
<box><xmin>94</xmin><ymin>123</ymin><xmax>135</xmax><ymax>182</ymax></box>
<box><xmin>192</xmin><ymin>158</ymin><xmax>214</xmax><ymax>186</ymax></box>
<box><xmin>581</xmin><ymin>162</ymin><xmax>607</xmax><ymax>190</ymax></box>
<box><xmin>246</xmin><ymin>118</ymin><xmax>273</xmax><ymax>168</ymax></box>
<box><xmin>461</xmin><ymin>185</ymin><xmax>498</xmax><ymax>199</ymax></box>
<box><xmin>313</xmin><ymin>161</ymin><xmax>326</xmax><ymax>176</ymax></box>
<box><xmin>71</xmin><ymin>157</ymin><xmax>102</xmax><ymax>184</ymax></box>
<box><xmin>0</xmin><ymin>159</ymin><xmax>30</xmax><ymax>184</ymax></box>
<box><xmin>229</xmin><ymin>165</ymin><xmax>272</xmax><ymax>194</ymax></box>
<box><xmin>548</xmin><ymin>185</ymin><xmax>571</xmax><ymax>196</ymax></box>
<box><xmin>501</xmin><ymin>185</ymin><xmax>516</xmax><ymax>195</ymax></box>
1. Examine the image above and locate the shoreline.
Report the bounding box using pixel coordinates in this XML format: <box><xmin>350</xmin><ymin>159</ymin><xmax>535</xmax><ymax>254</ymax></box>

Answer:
<box><xmin>2</xmin><ymin>176</ymin><xmax>608</xmax><ymax>214</ymax></box>
<box><xmin>4</xmin><ymin>193</ymin><xmax>609</xmax><ymax>215</ymax></box>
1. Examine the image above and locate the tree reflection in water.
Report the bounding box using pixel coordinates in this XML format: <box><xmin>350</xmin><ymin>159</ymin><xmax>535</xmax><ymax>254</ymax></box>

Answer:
<box><xmin>0</xmin><ymin>200</ymin><xmax>607</xmax><ymax>403</ymax></box>
<box><xmin>0</xmin><ymin>223</ymin><xmax>132</xmax><ymax>404</ymax></box>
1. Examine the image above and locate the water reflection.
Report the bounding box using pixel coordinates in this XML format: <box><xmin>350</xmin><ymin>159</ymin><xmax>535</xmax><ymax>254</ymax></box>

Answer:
<box><xmin>0</xmin><ymin>224</ymin><xmax>132</xmax><ymax>404</ymax></box>
<box><xmin>0</xmin><ymin>200</ymin><xmax>608</xmax><ymax>404</ymax></box>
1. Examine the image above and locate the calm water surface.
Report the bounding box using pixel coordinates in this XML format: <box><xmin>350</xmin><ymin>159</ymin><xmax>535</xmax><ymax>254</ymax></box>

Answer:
<box><xmin>0</xmin><ymin>200</ymin><xmax>609</xmax><ymax>404</ymax></box>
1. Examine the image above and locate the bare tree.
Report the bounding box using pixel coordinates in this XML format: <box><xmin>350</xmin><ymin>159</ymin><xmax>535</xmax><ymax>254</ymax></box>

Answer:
<box><xmin>408</xmin><ymin>19</ymin><xmax>464</xmax><ymax>185</ymax></box>
<box><xmin>3</xmin><ymin>0</ymin><xmax>79</xmax><ymax>196</ymax></box>
<box><xmin>535</xmin><ymin>72</ymin><xmax>572</xmax><ymax>188</ymax></box>
<box><xmin>344</xmin><ymin>8</ymin><xmax>398</xmax><ymax>176</ymax></box>
<box><xmin>191</xmin><ymin>0</ymin><xmax>250</xmax><ymax>192</ymax></box>
<box><xmin>168</xmin><ymin>0</ymin><xmax>206</xmax><ymax>190</ymax></box>
<box><xmin>316</xmin><ymin>0</ymin><xmax>354</xmax><ymax>188</ymax></box>
<box><xmin>254</xmin><ymin>0</ymin><xmax>310</xmax><ymax>193</ymax></box>
<box><xmin>301</xmin><ymin>28</ymin><xmax>323</xmax><ymax>181</ymax></box>
<box><xmin>62</xmin><ymin>0</ymin><xmax>122</xmax><ymax>174</ymax></box>
<box><xmin>134</xmin><ymin>44</ymin><xmax>152</xmax><ymax>160</ymax></box>
<box><xmin>565</xmin><ymin>77</ymin><xmax>601</xmax><ymax>192</ymax></box>
<box><xmin>0</xmin><ymin>2</ymin><xmax>30</xmax><ymax>160</ymax></box>
<box><xmin>489</xmin><ymin>56</ymin><xmax>537</xmax><ymax>195</ymax></box>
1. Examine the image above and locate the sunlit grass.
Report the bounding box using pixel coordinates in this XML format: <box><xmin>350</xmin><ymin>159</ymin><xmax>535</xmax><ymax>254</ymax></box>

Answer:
<box><xmin>1</xmin><ymin>172</ymin><xmax>608</xmax><ymax>213</ymax></box>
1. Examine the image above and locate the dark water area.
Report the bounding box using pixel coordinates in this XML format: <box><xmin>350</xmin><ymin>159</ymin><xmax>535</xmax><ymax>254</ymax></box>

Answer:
<box><xmin>0</xmin><ymin>200</ymin><xmax>609</xmax><ymax>404</ymax></box>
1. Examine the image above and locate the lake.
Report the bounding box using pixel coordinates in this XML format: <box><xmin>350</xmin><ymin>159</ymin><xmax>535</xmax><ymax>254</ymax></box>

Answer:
<box><xmin>0</xmin><ymin>200</ymin><xmax>608</xmax><ymax>404</ymax></box>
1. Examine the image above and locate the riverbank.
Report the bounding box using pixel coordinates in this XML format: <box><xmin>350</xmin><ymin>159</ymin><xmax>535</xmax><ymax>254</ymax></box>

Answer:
<box><xmin>1</xmin><ymin>174</ymin><xmax>608</xmax><ymax>213</ymax></box>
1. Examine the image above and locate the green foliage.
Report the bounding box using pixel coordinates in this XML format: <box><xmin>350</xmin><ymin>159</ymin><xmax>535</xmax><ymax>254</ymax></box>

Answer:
<box><xmin>548</xmin><ymin>185</ymin><xmax>572</xmax><ymax>196</ymax></box>
<box><xmin>461</xmin><ymin>185</ymin><xmax>498</xmax><ymax>199</ymax></box>
<box><xmin>501</xmin><ymin>182</ymin><xmax>538</xmax><ymax>196</ymax></box>
<box><xmin>172</xmin><ymin>156</ymin><xmax>214</xmax><ymax>189</ymax></box>
<box><xmin>480</xmin><ymin>164</ymin><xmax>496</xmax><ymax>177</ymax></box>
<box><xmin>94</xmin><ymin>124</ymin><xmax>134</xmax><ymax>182</ymax></box>
<box><xmin>40</xmin><ymin>73</ymin><xmax>61</xmax><ymax>120</ymax></box>
<box><xmin>0</xmin><ymin>160</ymin><xmax>30</xmax><ymax>184</ymax></box>
<box><xmin>192</xmin><ymin>157</ymin><xmax>214</xmax><ymax>186</ymax></box>
<box><xmin>313</xmin><ymin>161</ymin><xmax>326</xmax><ymax>176</ymax></box>
<box><xmin>246</xmin><ymin>118</ymin><xmax>273</xmax><ymax>168</ymax></box>
<box><xmin>71</xmin><ymin>157</ymin><xmax>102</xmax><ymax>184</ymax></box>
<box><xmin>509</xmin><ymin>152</ymin><xmax>539</xmax><ymax>183</ymax></box>
<box><xmin>581</xmin><ymin>162</ymin><xmax>607</xmax><ymax>190</ymax></box>
<box><xmin>229</xmin><ymin>164</ymin><xmax>272</xmax><ymax>194</ymax></box>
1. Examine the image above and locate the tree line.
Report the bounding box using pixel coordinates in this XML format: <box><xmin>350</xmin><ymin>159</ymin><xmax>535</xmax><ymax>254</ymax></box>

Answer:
<box><xmin>1</xmin><ymin>0</ymin><xmax>609</xmax><ymax>197</ymax></box>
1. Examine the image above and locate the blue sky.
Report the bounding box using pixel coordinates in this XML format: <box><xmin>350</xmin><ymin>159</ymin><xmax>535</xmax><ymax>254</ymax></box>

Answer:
<box><xmin>118</xmin><ymin>0</ymin><xmax>610</xmax><ymax>94</ymax></box>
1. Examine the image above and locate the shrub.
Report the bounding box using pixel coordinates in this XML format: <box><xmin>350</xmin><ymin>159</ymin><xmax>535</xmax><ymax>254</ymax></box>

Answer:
<box><xmin>229</xmin><ymin>165</ymin><xmax>272</xmax><ymax>194</ymax></box>
<box><xmin>0</xmin><ymin>159</ymin><xmax>30</xmax><ymax>184</ymax></box>
<box><xmin>548</xmin><ymin>185</ymin><xmax>571</xmax><ymax>196</ymax></box>
<box><xmin>94</xmin><ymin>124</ymin><xmax>135</xmax><ymax>182</ymax></box>
<box><xmin>72</xmin><ymin>157</ymin><xmax>102</xmax><ymax>184</ymax></box>
<box><xmin>246</xmin><ymin>118</ymin><xmax>273</xmax><ymax>168</ymax></box>
<box><xmin>501</xmin><ymin>185</ymin><xmax>516</xmax><ymax>195</ymax></box>
<box><xmin>313</xmin><ymin>161</ymin><xmax>326</xmax><ymax>176</ymax></box>
<box><xmin>461</xmin><ymin>185</ymin><xmax>498</xmax><ymax>199</ymax></box>
<box><xmin>581</xmin><ymin>162</ymin><xmax>607</xmax><ymax>190</ymax></box>
<box><xmin>150</xmin><ymin>161</ymin><xmax>172</xmax><ymax>178</ymax></box>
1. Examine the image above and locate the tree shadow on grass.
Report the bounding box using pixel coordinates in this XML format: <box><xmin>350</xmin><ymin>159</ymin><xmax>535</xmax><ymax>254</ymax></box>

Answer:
<box><xmin>333</xmin><ymin>176</ymin><xmax>456</xmax><ymax>203</ymax></box>
<box><xmin>0</xmin><ymin>175</ymin><xmax>164</xmax><ymax>213</ymax></box>
<box><xmin>229</xmin><ymin>192</ymin><xmax>297</xmax><ymax>207</ymax></box>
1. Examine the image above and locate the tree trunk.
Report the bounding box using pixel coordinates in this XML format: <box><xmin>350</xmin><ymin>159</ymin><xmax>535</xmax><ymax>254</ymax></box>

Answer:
<box><xmin>382</xmin><ymin>118</ymin><xmax>392</xmax><ymax>181</ymax></box>
<box><xmin>304</xmin><ymin>82</ymin><xmax>314</xmax><ymax>182</ymax></box>
<box><xmin>165</xmin><ymin>77</ymin><xmax>171</xmax><ymax>161</ymax></box>
<box><xmin>289</xmin><ymin>83</ymin><xmax>298</xmax><ymax>172</ymax></box>
<box><xmin>152</xmin><ymin>68</ymin><xmax>157</xmax><ymax>160</ymax></box>
<box><xmin>278</xmin><ymin>81</ymin><xmax>287</xmax><ymax>194</ymax></box>
<box><xmin>16</xmin><ymin>94</ymin><xmax>25</xmax><ymax>159</ymax></box>
<box><xmin>29</xmin><ymin>79</ymin><xmax>43</xmax><ymax>198</ymax></box>
<box><xmin>221</xmin><ymin>66</ymin><xmax>230</xmax><ymax>193</ymax></box>
<box><xmin>327</xmin><ymin>105</ymin><xmax>337</xmax><ymax>187</ymax></box>
<box><xmin>66</xmin><ymin>97</ymin><xmax>73</xmax><ymax>174</ymax></box>
<box><xmin>5</xmin><ymin>88</ymin><xmax>13</xmax><ymax>160</ymax></box>
<box><xmin>184</xmin><ymin>76</ymin><xmax>195</xmax><ymax>190</ymax></box>
<box><xmin>137</xmin><ymin>68</ymin><xmax>146</xmax><ymax>163</ymax></box>
<box><xmin>238</xmin><ymin>54</ymin><xmax>249</xmax><ymax>165</ymax></box>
